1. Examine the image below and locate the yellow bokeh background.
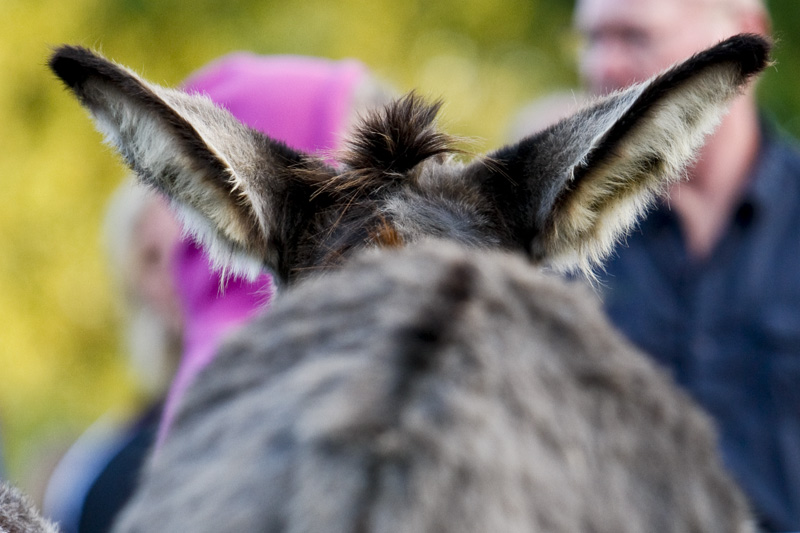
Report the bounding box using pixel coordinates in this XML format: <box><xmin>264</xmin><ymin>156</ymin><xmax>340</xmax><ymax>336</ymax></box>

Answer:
<box><xmin>1</xmin><ymin>0</ymin><xmax>798</xmax><ymax>494</ymax></box>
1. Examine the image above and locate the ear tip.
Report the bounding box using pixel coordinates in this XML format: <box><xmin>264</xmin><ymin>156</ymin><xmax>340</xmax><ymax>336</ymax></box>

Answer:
<box><xmin>717</xmin><ymin>33</ymin><xmax>773</xmax><ymax>78</ymax></box>
<box><xmin>49</xmin><ymin>45</ymin><xmax>98</xmax><ymax>89</ymax></box>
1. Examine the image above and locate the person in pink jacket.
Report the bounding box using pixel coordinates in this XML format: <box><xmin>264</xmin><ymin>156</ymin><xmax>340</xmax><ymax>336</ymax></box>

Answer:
<box><xmin>158</xmin><ymin>52</ymin><xmax>391</xmax><ymax>447</ymax></box>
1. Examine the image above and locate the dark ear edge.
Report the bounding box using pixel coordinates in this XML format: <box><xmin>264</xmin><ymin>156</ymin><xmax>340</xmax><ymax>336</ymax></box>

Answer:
<box><xmin>575</xmin><ymin>33</ymin><xmax>771</xmax><ymax>182</ymax></box>
<box><xmin>50</xmin><ymin>45</ymin><xmax>232</xmax><ymax>188</ymax></box>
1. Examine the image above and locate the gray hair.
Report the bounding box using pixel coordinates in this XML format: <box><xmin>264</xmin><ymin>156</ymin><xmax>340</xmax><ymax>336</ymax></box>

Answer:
<box><xmin>103</xmin><ymin>178</ymin><xmax>181</xmax><ymax>397</ymax></box>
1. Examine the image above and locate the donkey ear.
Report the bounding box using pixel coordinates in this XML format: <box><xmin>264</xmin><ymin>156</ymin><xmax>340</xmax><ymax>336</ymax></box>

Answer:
<box><xmin>477</xmin><ymin>34</ymin><xmax>770</xmax><ymax>273</ymax></box>
<box><xmin>50</xmin><ymin>45</ymin><xmax>330</xmax><ymax>282</ymax></box>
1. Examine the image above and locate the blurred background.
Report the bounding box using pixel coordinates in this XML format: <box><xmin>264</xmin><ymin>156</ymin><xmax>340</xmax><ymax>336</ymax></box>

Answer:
<box><xmin>0</xmin><ymin>0</ymin><xmax>798</xmax><ymax>489</ymax></box>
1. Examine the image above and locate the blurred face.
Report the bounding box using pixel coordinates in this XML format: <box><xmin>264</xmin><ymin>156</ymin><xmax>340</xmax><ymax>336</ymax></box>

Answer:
<box><xmin>575</xmin><ymin>0</ymin><xmax>742</xmax><ymax>95</ymax></box>
<box><xmin>132</xmin><ymin>196</ymin><xmax>183</xmax><ymax>332</ymax></box>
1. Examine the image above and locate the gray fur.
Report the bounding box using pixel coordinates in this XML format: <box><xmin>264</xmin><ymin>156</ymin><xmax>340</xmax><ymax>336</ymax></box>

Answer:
<box><xmin>0</xmin><ymin>482</ymin><xmax>60</xmax><ymax>533</ymax></box>
<box><xmin>46</xmin><ymin>35</ymin><xmax>772</xmax><ymax>532</ymax></box>
<box><xmin>114</xmin><ymin>243</ymin><xmax>753</xmax><ymax>532</ymax></box>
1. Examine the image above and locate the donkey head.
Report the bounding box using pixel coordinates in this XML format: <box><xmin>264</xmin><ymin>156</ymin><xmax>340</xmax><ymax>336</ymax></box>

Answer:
<box><xmin>45</xmin><ymin>37</ymin><xmax>772</xmax><ymax>533</ymax></box>
<box><xmin>50</xmin><ymin>35</ymin><xmax>769</xmax><ymax>284</ymax></box>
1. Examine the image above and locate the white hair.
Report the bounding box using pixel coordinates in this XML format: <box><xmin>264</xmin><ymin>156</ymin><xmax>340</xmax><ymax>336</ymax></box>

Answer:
<box><xmin>104</xmin><ymin>178</ymin><xmax>159</xmax><ymax>282</ymax></box>
<box><xmin>103</xmin><ymin>178</ymin><xmax>182</xmax><ymax>398</ymax></box>
<box><xmin>707</xmin><ymin>0</ymin><xmax>768</xmax><ymax>16</ymax></box>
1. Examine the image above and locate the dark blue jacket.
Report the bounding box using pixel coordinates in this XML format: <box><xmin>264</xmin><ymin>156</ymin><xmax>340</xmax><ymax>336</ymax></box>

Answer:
<box><xmin>597</xmin><ymin>124</ymin><xmax>800</xmax><ymax>531</ymax></box>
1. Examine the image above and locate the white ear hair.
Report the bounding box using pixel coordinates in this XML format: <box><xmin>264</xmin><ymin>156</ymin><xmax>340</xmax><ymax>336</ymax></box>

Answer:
<box><xmin>173</xmin><ymin>203</ymin><xmax>266</xmax><ymax>281</ymax></box>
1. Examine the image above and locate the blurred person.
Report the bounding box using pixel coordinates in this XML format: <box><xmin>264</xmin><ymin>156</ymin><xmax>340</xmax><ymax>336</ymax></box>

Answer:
<box><xmin>44</xmin><ymin>180</ymin><xmax>184</xmax><ymax>533</ymax></box>
<box><xmin>571</xmin><ymin>0</ymin><xmax>800</xmax><ymax>530</ymax></box>
<box><xmin>154</xmin><ymin>52</ymin><xmax>394</xmax><ymax>446</ymax></box>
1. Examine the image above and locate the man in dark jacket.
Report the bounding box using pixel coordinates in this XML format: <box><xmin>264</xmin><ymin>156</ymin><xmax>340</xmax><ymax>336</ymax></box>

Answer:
<box><xmin>574</xmin><ymin>0</ymin><xmax>800</xmax><ymax>530</ymax></box>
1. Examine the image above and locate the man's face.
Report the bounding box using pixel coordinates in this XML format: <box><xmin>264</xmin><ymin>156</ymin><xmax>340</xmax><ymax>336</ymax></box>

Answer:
<box><xmin>575</xmin><ymin>0</ymin><xmax>740</xmax><ymax>95</ymax></box>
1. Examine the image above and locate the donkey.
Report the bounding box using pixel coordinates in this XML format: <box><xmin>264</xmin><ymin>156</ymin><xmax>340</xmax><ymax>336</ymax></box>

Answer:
<box><xmin>42</xmin><ymin>35</ymin><xmax>770</xmax><ymax>532</ymax></box>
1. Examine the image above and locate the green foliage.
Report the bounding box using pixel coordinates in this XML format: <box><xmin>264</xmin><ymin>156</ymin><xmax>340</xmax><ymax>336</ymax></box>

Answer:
<box><xmin>762</xmin><ymin>0</ymin><xmax>800</xmax><ymax>136</ymax></box>
<box><xmin>1</xmin><ymin>0</ymin><xmax>798</xmax><ymax>488</ymax></box>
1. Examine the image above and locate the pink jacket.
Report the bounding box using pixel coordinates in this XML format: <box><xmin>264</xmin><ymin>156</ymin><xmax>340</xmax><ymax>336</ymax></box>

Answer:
<box><xmin>158</xmin><ymin>53</ymin><xmax>369</xmax><ymax>446</ymax></box>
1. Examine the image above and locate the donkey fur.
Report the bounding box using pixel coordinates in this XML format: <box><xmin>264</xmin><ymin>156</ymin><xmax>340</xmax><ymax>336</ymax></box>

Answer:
<box><xmin>0</xmin><ymin>482</ymin><xmax>60</xmax><ymax>533</ymax></box>
<box><xmin>112</xmin><ymin>243</ymin><xmax>752</xmax><ymax>532</ymax></box>
<box><xmin>44</xmin><ymin>34</ymin><xmax>771</xmax><ymax>532</ymax></box>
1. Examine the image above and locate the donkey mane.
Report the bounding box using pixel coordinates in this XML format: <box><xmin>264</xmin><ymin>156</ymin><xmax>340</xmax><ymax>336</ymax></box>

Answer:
<box><xmin>289</xmin><ymin>93</ymin><xmax>461</xmax><ymax>271</ymax></box>
<box><xmin>332</xmin><ymin>92</ymin><xmax>460</xmax><ymax>192</ymax></box>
